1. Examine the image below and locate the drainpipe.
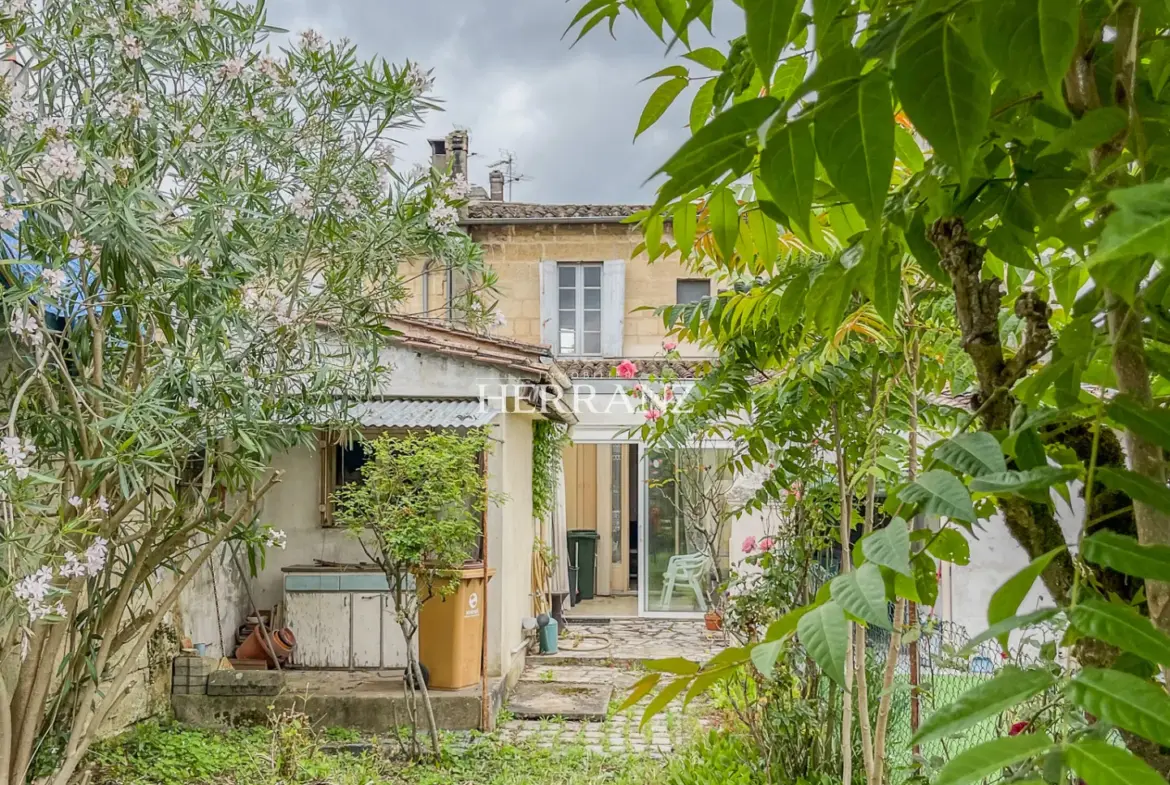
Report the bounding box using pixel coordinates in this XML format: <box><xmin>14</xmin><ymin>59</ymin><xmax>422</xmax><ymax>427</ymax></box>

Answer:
<box><xmin>479</xmin><ymin>449</ymin><xmax>490</xmax><ymax>730</ymax></box>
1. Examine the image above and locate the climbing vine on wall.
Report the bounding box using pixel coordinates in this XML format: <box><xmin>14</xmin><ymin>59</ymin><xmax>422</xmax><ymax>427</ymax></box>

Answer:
<box><xmin>532</xmin><ymin>420</ymin><xmax>571</xmax><ymax>521</ymax></box>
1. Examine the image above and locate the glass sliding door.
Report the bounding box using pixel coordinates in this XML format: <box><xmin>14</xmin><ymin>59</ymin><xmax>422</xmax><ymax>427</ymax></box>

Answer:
<box><xmin>639</xmin><ymin>445</ymin><xmax>733</xmax><ymax>616</ymax></box>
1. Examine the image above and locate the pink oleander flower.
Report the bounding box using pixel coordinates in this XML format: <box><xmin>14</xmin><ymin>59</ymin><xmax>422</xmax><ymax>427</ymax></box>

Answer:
<box><xmin>632</xmin><ymin>383</ymin><xmax>642</xmax><ymax>393</ymax></box>
<box><xmin>758</xmin><ymin>537</ymin><xmax>774</xmax><ymax>551</ymax></box>
<box><xmin>644</xmin><ymin>408</ymin><xmax>661</xmax><ymax>421</ymax></box>
<box><xmin>663</xmin><ymin>340</ymin><xmax>677</xmax><ymax>352</ymax></box>
<box><xmin>741</xmin><ymin>536</ymin><xmax>757</xmax><ymax>554</ymax></box>
<box><xmin>663</xmin><ymin>385</ymin><xmax>674</xmax><ymax>401</ymax></box>
<box><xmin>617</xmin><ymin>359</ymin><xmax>638</xmax><ymax>379</ymax></box>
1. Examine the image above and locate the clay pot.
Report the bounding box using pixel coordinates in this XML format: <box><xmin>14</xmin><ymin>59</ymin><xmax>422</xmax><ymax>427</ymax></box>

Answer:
<box><xmin>704</xmin><ymin>610</ymin><xmax>723</xmax><ymax>631</ymax></box>
<box><xmin>236</xmin><ymin>626</ymin><xmax>296</xmax><ymax>665</ymax></box>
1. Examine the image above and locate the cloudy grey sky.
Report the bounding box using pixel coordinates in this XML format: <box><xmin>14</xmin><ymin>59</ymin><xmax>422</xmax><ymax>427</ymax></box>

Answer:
<box><xmin>265</xmin><ymin>0</ymin><xmax>734</xmax><ymax>204</ymax></box>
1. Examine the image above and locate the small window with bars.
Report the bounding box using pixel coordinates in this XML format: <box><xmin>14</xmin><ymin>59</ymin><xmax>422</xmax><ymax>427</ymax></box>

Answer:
<box><xmin>676</xmin><ymin>278</ymin><xmax>711</xmax><ymax>304</ymax></box>
<box><xmin>557</xmin><ymin>262</ymin><xmax>603</xmax><ymax>356</ymax></box>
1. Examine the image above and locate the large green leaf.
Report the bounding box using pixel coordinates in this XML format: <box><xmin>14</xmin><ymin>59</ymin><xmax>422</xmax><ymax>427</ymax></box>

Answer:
<box><xmin>653</xmin><ymin>97</ymin><xmax>780</xmax><ymax>204</ymax></box>
<box><xmin>935</xmin><ymin>734</ymin><xmax>1053</xmax><ymax>785</ymax></box>
<box><xmin>926</xmin><ymin>528</ymin><xmax>971</xmax><ymax>565</ymax></box>
<box><xmin>1067</xmin><ymin>739</ymin><xmax>1167</xmax><ymax>785</ymax></box>
<box><xmin>1105</xmin><ymin>394</ymin><xmax>1170</xmax><ymax>453</ymax></box>
<box><xmin>744</xmin><ymin>0</ymin><xmax>800</xmax><ymax>82</ymax></box>
<box><xmin>988</xmin><ymin>546</ymin><xmax>1065</xmax><ymax>643</ymax></box>
<box><xmin>709</xmin><ymin>187</ymin><xmax>740</xmax><ymax>263</ymax></box>
<box><xmin>1067</xmin><ymin>668</ymin><xmax>1170</xmax><ymax>747</ymax></box>
<box><xmin>893</xmin><ymin>16</ymin><xmax>991</xmax><ymax>187</ymax></box>
<box><xmin>1069</xmin><ymin>600</ymin><xmax>1170</xmax><ymax>670</ymax></box>
<box><xmin>831</xmin><ymin>563</ymin><xmax>893</xmax><ymax>630</ymax></box>
<box><xmin>813</xmin><ymin>70</ymin><xmax>895</xmax><ymax>223</ymax></box>
<box><xmin>640</xmin><ymin>676</ymin><xmax>689</xmax><ymax>727</ymax></box>
<box><xmin>912</xmin><ymin>667</ymin><xmax>1057</xmax><ymax>745</ymax></box>
<box><xmin>644</xmin><ymin>657</ymin><xmax>701</xmax><ymax>675</ymax></box>
<box><xmin>796</xmin><ymin>600</ymin><xmax>849</xmax><ymax>687</ymax></box>
<box><xmin>759</xmin><ymin>120</ymin><xmax>815</xmax><ymax>236</ymax></box>
<box><xmin>636</xmin><ymin>77</ymin><xmax>688</xmax><ymax>139</ymax></box>
<box><xmin>619</xmin><ymin>672</ymin><xmax>661</xmax><ymax>712</ymax></box>
<box><xmin>765</xmin><ymin>602</ymin><xmax>816</xmax><ymax>641</ymax></box>
<box><xmin>1090</xmin><ymin>181</ymin><xmax>1170</xmax><ymax>300</ymax></box>
<box><xmin>962</xmin><ymin>608</ymin><xmax>1062</xmax><ymax>654</ymax></box>
<box><xmin>1082</xmin><ymin>531</ymin><xmax>1170</xmax><ymax>583</ymax></box>
<box><xmin>898</xmin><ymin>470</ymin><xmax>976</xmax><ymax>523</ymax></box>
<box><xmin>979</xmin><ymin>0</ymin><xmax>1078</xmax><ymax>98</ymax></box>
<box><xmin>1096</xmin><ymin>467</ymin><xmax>1170</xmax><ymax>516</ymax></box>
<box><xmin>672</xmin><ymin>201</ymin><xmax>697</xmax><ymax>259</ymax></box>
<box><xmin>969</xmin><ymin>467</ymin><xmax>1078</xmax><ymax>495</ymax></box>
<box><xmin>749</xmin><ymin>638</ymin><xmax>785</xmax><ymax>676</ymax></box>
<box><xmin>932</xmin><ymin>432</ymin><xmax>1007</xmax><ymax>477</ymax></box>
<box><xmin>862</xmin><ymin>517</ymin><xmax>912</xmax><ymax>576</ymax></box>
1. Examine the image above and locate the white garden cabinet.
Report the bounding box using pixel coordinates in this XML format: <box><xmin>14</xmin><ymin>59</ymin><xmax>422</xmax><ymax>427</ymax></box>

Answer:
<box><xmin>282</xmin><ymin>566</ymin><xmax>414</xmax><ymax>669</ymax></box>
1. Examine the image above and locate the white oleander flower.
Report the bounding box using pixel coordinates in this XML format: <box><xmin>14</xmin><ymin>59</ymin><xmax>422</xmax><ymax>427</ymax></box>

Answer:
<box><xmin>14</xmin><ymin>566</ymin><xmax>54</xmax><ymax>621</ymax></box>
<box><xmin>218</xmin><ymin>56</ymin><xmax>247</xmax><ymax>82</ymax></box>
<box><xmin>117</xmin><ymin>34</ymin><xmax>143</xmax><ymax>60</ymax></box>
<box><xmin>290</xmin><ymin>188</ymin><xmax>314</xmax><ymax>220</ymax></box>
<box><xmin>39</xmin><ymin>140</ymin><xmax>85</xmax><ymax>182</ymax></box>
<box><xmin>0</xmin><ymin>208</ymin><xmax>22</xmax><ymax>231</ymax></box>
<box><xmin>191</xmin><ymin>0</ymin><xmax>209</xmax><ymax>23</ymax></box>
<box><xmin>8</xmin><ymin>311</ymin><xmax>42</xmax><ymax>347</ymax></box>
<box><xmin>404</xmin><ymin>62</ymin><xmax>434</xmax><ymax>95</ymax></box>
<box><xmin>299</xmin><ymin>29</ymin><xmax>324</xmax><ymax>53</ymax></box>
<box><xmin>41</xmin><ymin>268</ymin><xmax>67</xmax><ymax>297</ymax></box>
<box><xmin>263</xmin><ymin>528</ymin><xmax>287</xmax><ymax>549</ymax></box>
<box><xmin>96</xmin><ymin>495</ymin><xmax>110</xmax><ymax>513</ymax></box>
<box><xmin>427</xmin><ymin>201</ymin><xmax>458</xmax><ymax>234</ymax></box>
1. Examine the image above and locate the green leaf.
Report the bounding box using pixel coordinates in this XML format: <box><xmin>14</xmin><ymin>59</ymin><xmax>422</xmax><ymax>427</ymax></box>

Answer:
<box><xmin>988</xmin><ymin>546</ymin><xmax>1065</xmax><ymax>644</ymax></box>
<box><xmin>797</xmin><ymin>600</ymin><xmax>849</xmax><ymax>687</ymax></box>
<box><xmin>682</xmin><ymin>665</ymin><xmax>735</xmax><ymax>707</ymax></box>
<box><xmin>1067</xmin><ymin>668</ymin><xmax>1170</xmax><ymax>747</ymax></box>
<box><xmin>893</xmin><ymin>16</ymin><xmax>991</xmax><ymax>187</ymax></box>
<box><xmin>894</xmin><ymin>124</ymin><xmax>925</xmax><ymax>172</ymax></box>
<box><xmin>619</xmin><ymin>672</ymin><xmax>661</xmax><ymax>712</ymax></box>
<box><xmin>1067</xmin><ymin>739</ymin><xmax>1167</xmax><ymax>785</ymax></box>
<box><xmin>870</xmin><ymin>245</ymin><xmax>900</xmax><ymax>327</ymax></box>
<box><xmin>689</xmin><ymin>79</ymin><xmax>716</xmax><ymax>132</ymax></box>
<box><xmin>932</xmin><ymin>432</ymin><xmax>1007</xmax><ymax>477</ymax></box>
<box><xmin>1069</xmin><ymin>599</ymin><xmax>1170</xmax><ymax>670</ymax></box>
<box><xmin>760</xmin><ymin>120</ymin><xmax>815</xmax><ymax>236</ymax></box>
<box><xmin>1090</xmin><ymin>181</ymin><xmax>1170</xmax><ymax>299</ymax></box>
<box><xmin>654</xmin><ymin>97</ymin><xmax>780</xmax><ymax>202</ymax></box>
<box><xmin>744</xmin><ymin>0</ymin><xmax>800</xmax><ymax>82</ymax></box>
<box><xmin>969</xmin><ymin>467</ymin><xmax>1078</xmax><ymax>495</ymax></box>
<box><xmin>1082</xmin><ymin>531</ymin><xmax>1170</xmax><ymax>582</ymax></box>
<box><xmin>962</xmin><ymin>608</ymin><xmax>1062</xmax><ymax>654</ymax></box>
<box><xmin>912</xmin><ymin>667</ymin><xmax>1058</xmax><ymax>746</ymax></box>
<box><xmin>898</xmin><ymin>470</ymin><xmax>976</xmax><ymax>523</ymax></box>
<box><xmin>644</xmin><ymin>657</ymin><xmax>701</xmax><ymax>675</ymax></box>
<box><xmin>1096</xmin><ymin>466</ymin><xmax>1170</xmax><ymax>516</ymax></box>
<box><xmin>831</xmin><ymin>563</ymin><xmax>893</xmax><ymax>630</ymax></box>
<box><xmin>710</xmin><ymin>187</ymin><xmax>740</xmax><ymax>263</ymax></box>
<box><xmin>632</xmin><ymin>0</ymin><xmax>665</xmax><ymax>39</ymax></box>
<box><xmin>979</xmin><ymin>0</ymin><xmax>1079</xmax><ymax>98</ymax></box>
<box><xmin>640</xmin><ymin>676</ymin><xmax>690</xmax><ymax>727</ymax></box>
<box><xmin>765</xmin><ymin>602</ymin><xmax>815</xmax><ymax>641</ymax></box>
<box><xmin>1042</xmin><ymin>108</ymin><xmax>1129</xmax><ymax>156</ymax></box>
<box><xmin>673</xmin><ymin>201</ymin><xmax>697</xmax><ymax>259</ymax></box>
<box><xmin>1105</xmin><ymin>394</ymin><xmax>1170</xmax><ymax>453</ymax></box>
<box><xmin>813</xmin><ymin>70</ymin><xmax>895</xmax><ymax>224</ymax></box>
<box><xmin>683</xmin><ymin>47</ymin><xmax>726</xmax><ymax>70</ymax></box>
<box><xmin>636</xmin><ymin>77</ymin><xmax>688</xmax><ymax>139</ymax></box>
<box><xmin>935</xmin><ymin>734</ymin><xmax>1053</xmax><ymax>785</ymax></box>
<box><xmin>863</xmin><ymin>517</ymin><xmax>912</xmax><ymax>576</ymax></box>
<box><xmin>750</xmin><ymin>639</ymin><xmax>786</xmax><ymax>676</ymax></box>
<box><xmin>927</xmin><ymin>528</ymin><xmax>971</xmax><ymax>565</ymax></box>
<box><xmin>812</xmin><ymin>0</ymin><xmax>849</xmax><ymax>40</ymax></box>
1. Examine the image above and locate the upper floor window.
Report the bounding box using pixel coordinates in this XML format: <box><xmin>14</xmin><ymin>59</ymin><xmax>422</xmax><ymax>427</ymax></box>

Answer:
<box><xmin>558</xmin><ymin>262</ymin><xmax>603</xmax><ymax>355</ymax></box>
<box><xmin>676</xmin><ymin>278</ymin><xmax>711</xmax><ymax>304</ymax></box>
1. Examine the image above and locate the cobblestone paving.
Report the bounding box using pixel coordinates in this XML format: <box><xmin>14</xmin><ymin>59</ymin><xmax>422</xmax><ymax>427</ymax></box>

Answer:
<box><xmin>499</xmin><ymin>620</ymin><xmax>728</xmax><ymax>757</ymax></box>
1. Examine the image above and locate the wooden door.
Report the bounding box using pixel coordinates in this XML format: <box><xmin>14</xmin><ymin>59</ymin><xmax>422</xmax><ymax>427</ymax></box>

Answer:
<box><xmin>350</xmin><ymin>593</ymin><xmax>383</xmax><ymax>668</ymax></box>
<box><xmin>286</xmin><ymin>592</ymin><xmax>349</xmax><ymax>668</ymax></box>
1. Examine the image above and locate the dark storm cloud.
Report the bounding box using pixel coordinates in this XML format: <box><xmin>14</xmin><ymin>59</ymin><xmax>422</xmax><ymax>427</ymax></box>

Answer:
<box><xmin>265</xmin><ymin>0</ymin><xmax>732</xmax><ymax>204</ymax></box>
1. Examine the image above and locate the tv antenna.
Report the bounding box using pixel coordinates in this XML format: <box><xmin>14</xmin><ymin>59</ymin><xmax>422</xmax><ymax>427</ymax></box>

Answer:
<box><xmin>487</xmin><ymin>150</ymin><xmax>531</xmax><ymax>200</ymax></box>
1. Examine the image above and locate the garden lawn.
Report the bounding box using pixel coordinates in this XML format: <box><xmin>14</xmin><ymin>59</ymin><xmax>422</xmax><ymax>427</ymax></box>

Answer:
<box><xmin>87</xmin><ymin>722</ymin><xmax>674</xmax><ymax>785</ymax></box>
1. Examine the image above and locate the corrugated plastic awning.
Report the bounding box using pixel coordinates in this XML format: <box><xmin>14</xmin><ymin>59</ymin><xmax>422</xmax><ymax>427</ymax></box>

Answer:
<box><xmin>349</xmin><ymin>399</ymin><xmax>498</xmax><ymax>429</ymax></box>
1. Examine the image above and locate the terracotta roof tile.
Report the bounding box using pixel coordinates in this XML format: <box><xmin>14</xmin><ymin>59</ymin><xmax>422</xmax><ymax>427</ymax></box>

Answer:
<box><xmin>462</xmin><ymin>201</ymin><xmax>649</xmax><ymax>222</ymax></box>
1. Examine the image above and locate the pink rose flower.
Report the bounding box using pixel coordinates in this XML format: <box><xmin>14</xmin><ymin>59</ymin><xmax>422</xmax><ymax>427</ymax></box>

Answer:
<box><xmin>741</xmin><ymin>536</ymin><xmax>757</xmax><ymax>554</ymax></box>
<box><xmin>663</xmin><ymin>340</ymin><xmax>677</xmax><ymax>352</ymax></box>
<box><xmin>663</xmin><ymin>385</ymin><xmax>674</xmax><ymax>401</ymax></box>
<box><xmin>644</xmin><ymin>408</ymin><xmax>662</xmax><ymax>421</ymax></box>
<box><xmin>633</xmin><ymin>383</ymin><xmax>643</xmax><ymax>393</ymax></box>
<box><xmin>617</xmin><ymin>359</ymin><xmax>638</xmax><ymax>379</ymax></box>
<box><xmin>758</xmin><ymin>537</ymin><xmax>774</xmax><ymax>551</ymax></box>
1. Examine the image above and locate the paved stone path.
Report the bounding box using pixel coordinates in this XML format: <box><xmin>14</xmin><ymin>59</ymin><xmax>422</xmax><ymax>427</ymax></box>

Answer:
<box><xmin>499</xmin><ymin>620</ymin><xmax>729</xmax><ymax>757</ymax></box>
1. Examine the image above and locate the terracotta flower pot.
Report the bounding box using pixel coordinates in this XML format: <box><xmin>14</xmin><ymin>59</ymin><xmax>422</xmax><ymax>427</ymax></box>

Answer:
<box><xmin>704</xmin><ymin>610</ymin><xmax>723</xmax><ymax>631</ymax></box>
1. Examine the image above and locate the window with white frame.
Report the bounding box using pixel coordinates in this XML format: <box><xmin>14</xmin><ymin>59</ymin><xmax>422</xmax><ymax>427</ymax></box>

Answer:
<box><xmin>557</xmin><ymin>262</ymin><xmax>603</xmax><ymax>356</ymax></box>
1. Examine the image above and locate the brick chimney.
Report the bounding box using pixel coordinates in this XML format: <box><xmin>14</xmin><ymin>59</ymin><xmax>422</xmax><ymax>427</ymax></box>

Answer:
<box><xmin>489</xmin><ymin>169</ymin><xmax>505</xmax><ymax>201</ymax></box>
<box><xmin>447</xmin><ymin>130</ymin><xmax>469</xmax><ymax>178</ymax></box>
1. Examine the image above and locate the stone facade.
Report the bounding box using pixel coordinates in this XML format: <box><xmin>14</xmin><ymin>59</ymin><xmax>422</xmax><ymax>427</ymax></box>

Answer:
<box><xmin>403</xmin><ymin>217</ymin><xmax>714</xmax><ymax>363</ymax></box>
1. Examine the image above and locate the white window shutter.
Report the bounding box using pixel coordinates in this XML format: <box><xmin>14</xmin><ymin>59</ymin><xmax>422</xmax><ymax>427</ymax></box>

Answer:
<box><xmin>601</xmin><ymin>259</ymin><xmax>626</xmax><ymax>358</ymax></box>
<box><xmin>539</xmin><ymin>260</ymin><xmax>557</xmax><ymax>349</ymax></box>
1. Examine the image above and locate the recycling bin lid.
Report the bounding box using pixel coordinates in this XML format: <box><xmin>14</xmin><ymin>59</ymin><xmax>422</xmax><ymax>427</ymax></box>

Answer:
<box><xmin>567</xmin><ymin>530</ymin><xmax>600</xmax><ymax>539</ymax></box>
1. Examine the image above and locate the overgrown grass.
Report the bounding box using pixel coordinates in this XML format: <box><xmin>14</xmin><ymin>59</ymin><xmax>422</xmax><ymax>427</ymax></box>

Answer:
<box><xmin>88</xmin><ymin>721</ymin><xmax>678</xmax><ymax>785</ymax></box>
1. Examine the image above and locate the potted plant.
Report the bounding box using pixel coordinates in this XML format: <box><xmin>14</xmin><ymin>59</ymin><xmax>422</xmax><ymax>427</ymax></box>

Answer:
<box><xmin>332</xmin><ymin>428</ymin><xmax>498</xmax><ymax>758</ymax></box>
